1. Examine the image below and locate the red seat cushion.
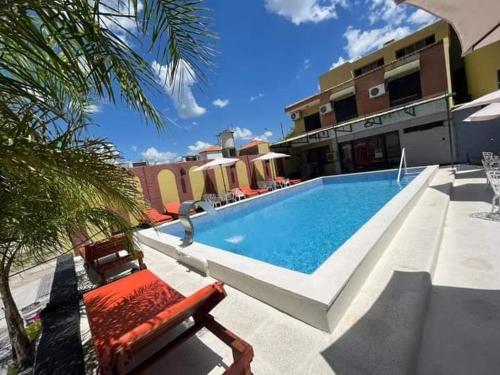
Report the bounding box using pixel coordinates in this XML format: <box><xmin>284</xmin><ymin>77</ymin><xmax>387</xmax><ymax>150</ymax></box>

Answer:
<box><xmin>143</xmin><ymin>208</ymin><xmax>173</xmax><ymax>223</ymax></box>
<box><xmin>84</xmin><ymin>270</ymin><xmax>185</xmax><ymax>370</ymax></box>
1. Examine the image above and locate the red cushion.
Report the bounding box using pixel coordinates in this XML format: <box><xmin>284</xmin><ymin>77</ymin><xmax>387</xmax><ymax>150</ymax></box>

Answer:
<box><xmin>143</xmin><ymin>208</ymin><xmax>173</xmax><ymax>223</ymax></box>
<box><xmin>84</xmin><ymin>270</ymin><xmax>226</xmax><ymax>372</ymax></box>
<box><xmin>84</xmin><ymin>270</ymin><xmax>185</xmax><ymax>370</ymax></box>
<box><xmin>164</xmin><ymin>203</ymin><xmax>181</xmax><ymax>215</ymax></box>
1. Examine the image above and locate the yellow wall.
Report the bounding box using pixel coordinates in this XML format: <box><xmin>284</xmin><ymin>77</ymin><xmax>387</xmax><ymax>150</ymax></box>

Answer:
<box><xmin>254</xmin><ymin>160</ymin><xmax>265</xmax><ymax>181</ymax></box>
<box><xmin>319</xmin><ymin>21</ymin><xmax>450</xmax><ymax>91</ymax></box>
<box><xmin>293</xmin><ymin>105</ymin><xmax>321</xmax><ymax>135</ymax></box>
<box><xmin>257</xmin><ymin>143</ymin><xmax>270</xmax><ymax>153</ymax></box>
<box><xmin>464</xmin><ymin>41</ymin><xmax>500</xmax><ymax>99</ymax></box>
<box><xmin>213</xmin><ymin>166</ymin><xmax>229</xmax><ymax>194</ymax></box>
<box><xmin>189</xmin><ymin>166</ymin><xmax>205</xmax><ymax>200</ymax></box>
<box><xmin>127</xmin><ymin>176</ymin><xmax>144</xmax><ymax>226</ymax></box>
<box><xmin>235</xmin><ymin>160</ymin><xmax>250</xmax><ymax>187</ymax></box>
<box><xmin>157</xmin><ymin>169</ymin><xmax>180</xmax><ymax>204</ymax></box>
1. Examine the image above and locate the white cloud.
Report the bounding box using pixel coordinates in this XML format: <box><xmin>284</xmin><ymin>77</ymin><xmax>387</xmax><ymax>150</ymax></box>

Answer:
<box><xmin>296</xmin><ymin>58</ymin><xmax>312</xmax><ymax>79</ymax></box>
<box><xmin>151</xmin><ymin>59</ymin><xmax>206</xmax><ymax>119</ymax></box>
<box><xmin>330</xmin><ymin>56</ymin><xmax>348</xmax><ymax>69</ymax></box>
<box><xmin>212</xmin><ymin>98</ymin><xmax>229</xmax><ymax>108</ymax></box>
<box><xmin>97</xmin><ymin>0</ymin><xmax>143</xmax><ymax>44</ymax></box>
<box><xmin>343</xmin><ymin>25</ymin><xmax>411</xmax><ymax>59</ymax></box>
<box><xmin>131</xmin><ymin>145</ymin><xmax>138</xmax><ymax>152</ymax></box>
<box><xmin>187</xmin><ymin>140</ymin><xmax>211</xmax><ymax>153</ymax></box>
<box><xmin>408</xmin><ymin>9</ymin><xmax>437</xmax><ymax>26</ymax></box>
<box><xmin>141</xmin><ymin>147</ymin><xmax>180</xmax><ymax>164</ymax></box>
<box><xmin>233</xmin><ymin>127</ymin><xmax>254</xmax><ymax>140</ymax></box>
<box><xmin>232</xmin><ymin>127</ymin><xmax>273</xmax><ymax>142</ymax></box>
<box><xmin>368</xmin><ymin>0</ymin><xmax>406</xmax><ymax>26</ymax></box>
<box><xmin>254</xmin><ymin>130</ymin><xmax>273</xmax><ymax>142</ymax></box>
<box><xmin>250</xmin><ymin>93</ymin><xmax>264</xmax><ymax>102</ymax></box>
<box><xmin>84</xmin><ymin>104</ymin><xmax>101</xmax><ymax>113</ymax></box>
<box><xmin>264</xmin><ymin>0</ymin><xmax>346</xmax><ymax>25</ymax></box>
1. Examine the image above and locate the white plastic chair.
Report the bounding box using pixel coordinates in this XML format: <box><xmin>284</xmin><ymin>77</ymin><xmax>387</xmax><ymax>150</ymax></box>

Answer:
<box><xmin>231</xmin><ymin>188</ymin><xmax>245</xmax><ymax>201</ymax></box>
<box><xmin>203</xmin><ymin>194</ymin><xmax>222</xmax><ymax>208</ymax></box>
<box><xmin>486</xmin><ymin>170</ymin><xmax>500</xmax><ymax>213</ymax></box>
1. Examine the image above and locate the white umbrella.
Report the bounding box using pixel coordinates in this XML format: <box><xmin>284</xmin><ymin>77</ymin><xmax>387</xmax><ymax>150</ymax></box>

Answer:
<box><xmin>464</xmin><ymin>103</ymin><xmax>500</xmax><ymax>122</ymax></box>
<box><xmin>194</xmin><ymin>157</ymin><xmax>239</xmax><ymax>193</ymax></box>
<box><xmin>454</xmin><ymin>89</ymin><xmax>500</xmax><ymax>111</ymax></box>
<box><xmin>252</xmin><ymin>152</ymin><xmax>290</xmax><ymax>180</ymax></box>
<box><xmin>395</xmin><ymin>0</ymin><xmax>500</xmax><ymax>55</ymax></box>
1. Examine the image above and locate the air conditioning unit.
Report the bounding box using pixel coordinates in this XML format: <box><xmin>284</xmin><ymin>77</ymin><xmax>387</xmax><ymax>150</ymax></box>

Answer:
<box><xmin>290</xmin><ymin>111</ymin><xmax>301</xmax><ymax>121</ymax></box>
<box><xmin>319</xmin><ymin>103</ymin><xmax>333</xmax><ymax>115</ymax></box>
<box><xmin>369</xmin><ymin>83</ymin><xmax>386</xmax><ymax>98</ymax></box>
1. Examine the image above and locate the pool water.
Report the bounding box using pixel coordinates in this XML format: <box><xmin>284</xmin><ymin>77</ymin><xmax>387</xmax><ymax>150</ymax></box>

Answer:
<box><xmin>162</xmin><ymin>171</ymin><xmax>418</xmax><ymax>274</ymax></box>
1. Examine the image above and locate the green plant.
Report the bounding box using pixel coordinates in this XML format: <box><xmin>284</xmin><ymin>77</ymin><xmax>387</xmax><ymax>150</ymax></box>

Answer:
<box><xmin>0</xmin><ymin>0</ymin><xmax>213</xmax><ymax>368</ymax></box>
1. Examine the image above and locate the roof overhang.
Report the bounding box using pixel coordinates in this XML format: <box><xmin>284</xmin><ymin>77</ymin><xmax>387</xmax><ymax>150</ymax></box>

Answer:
<box><xmin>330</xmin><ymin>86</ymin><xmax>356</xmax><ymax>102</ymax></box>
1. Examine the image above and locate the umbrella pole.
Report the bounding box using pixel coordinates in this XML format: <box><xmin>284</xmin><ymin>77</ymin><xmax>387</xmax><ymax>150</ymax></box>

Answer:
<box><xmin>220</xmin><ymin>165</ymin><xmax>227</xmax><ymax>193</ymax></box>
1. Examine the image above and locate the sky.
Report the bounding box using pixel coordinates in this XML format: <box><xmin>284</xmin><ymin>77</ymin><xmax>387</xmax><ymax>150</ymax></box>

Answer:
<box><xmin>89</xmin><ymin>0</ymin><xmax>437</xmax><ymax>164</ymax></box>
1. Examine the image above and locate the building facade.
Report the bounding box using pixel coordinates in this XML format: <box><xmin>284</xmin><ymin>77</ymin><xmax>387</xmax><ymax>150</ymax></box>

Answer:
<box><xmin>273</xmin><ymin>21</ymin><xmax>500</xmax><ymax>178</ymax></box>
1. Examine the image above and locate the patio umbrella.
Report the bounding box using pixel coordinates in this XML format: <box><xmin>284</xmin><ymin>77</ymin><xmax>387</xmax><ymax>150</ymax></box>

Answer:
<box><xmin>464</xmin><ymin>103</ymin><xmax>500</xmax><ymax>122</ymax></box>
<box><xmin>194</xmin><ymin>157</ymin><xmax>239</xmax><ymax>193</ymax></box>
<box><xmin>455</xmin><ymin>89</ymin><xmax>500</xmax><ymax>110</ymax></box>
<box><xmin>395</xmin><ymin>0</ymin><xmax>500</xmax><ymax>55</ymax></box>
<box><xmin>252</xmin><ymin>152</ymin><xmax>290</xmax><ymax>180</ymax></box>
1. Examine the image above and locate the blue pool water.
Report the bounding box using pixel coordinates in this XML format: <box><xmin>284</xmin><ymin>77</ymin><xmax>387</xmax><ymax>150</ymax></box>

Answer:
<box><xmin>161</xmin><ymin>170</ymin><xmax>420</xmax><ymax>274</ymax></box>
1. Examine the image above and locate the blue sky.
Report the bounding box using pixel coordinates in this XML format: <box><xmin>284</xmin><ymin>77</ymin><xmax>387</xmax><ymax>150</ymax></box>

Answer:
<box><xmin>89</xmin><ymin>0</ymin><xmax>436</xmax><ymax>164</ymax></box>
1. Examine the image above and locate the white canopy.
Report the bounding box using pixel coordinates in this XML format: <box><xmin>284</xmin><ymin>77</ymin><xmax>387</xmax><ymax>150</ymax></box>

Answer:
<box><xmin>193</xmin><ymin>157</ymin><xmax>239</xmax><ymax>172</ymax></box>
<box><xmin>251</xmin><ymin>152</ymin><xmax>290</xmax><ymax>162</ymax></box>
<box><xmin>395</xmin><ymin>0</ymin><xmax>500</xmax><ymax>55</ymax></box>
<box><xmin>464</xmin><ymin>103</ymin><xmax>500</xmax><ymax>122</ymax></box>
<box><xmin>455</xmin><ymin>89</ymin><xmax>500</xmax><ymax>111</ymax></box>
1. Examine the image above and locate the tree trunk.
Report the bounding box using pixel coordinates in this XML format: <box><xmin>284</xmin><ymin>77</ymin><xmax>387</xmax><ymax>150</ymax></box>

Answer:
<box><xmin>0</xmin><ymin>273</ymin><xmax>34</xmax><ymax>369</ymax></box>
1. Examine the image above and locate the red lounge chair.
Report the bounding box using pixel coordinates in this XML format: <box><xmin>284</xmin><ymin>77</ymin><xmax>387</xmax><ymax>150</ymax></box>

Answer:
<box><xmin>84</xmin><ymin>270</ymin><xmax>254</xmax><ymax>374</ymax></box>
<box><xmin>164</xmin><ymin>202</ymin><xmax>196</xmax><ymax>218</ymax></box>
<box><xmin>78</xmin><ymin>234</ymin><xmax>146</xmax><ymax>283</ymax></box>
<box><xmin>240</xmin><ymin>186</ymin><xmax>266</xmax><ymax>198</ymax></box>
<box><xmin>142</xmin><ymin>208</ymin><xmax>173</xmax><ymax>225</ymax></box>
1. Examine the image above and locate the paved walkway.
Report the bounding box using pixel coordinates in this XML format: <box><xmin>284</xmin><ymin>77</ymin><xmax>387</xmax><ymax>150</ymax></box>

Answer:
<box><xmin>417</xmin><ymin>167</ymin><xmax>500</xmax><ymax>374</ymax></box>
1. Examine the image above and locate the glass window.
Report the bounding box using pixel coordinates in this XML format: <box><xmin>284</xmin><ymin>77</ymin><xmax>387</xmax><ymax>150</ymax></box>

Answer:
<box><xmin>388</xmin><ymin>71</ymin><xmax>422</xmax><ymax>107</ymax></box>
<box><xmin>353</xmin><ymin>58</ymin><xmax>385</xmax><ymax>77</ymax></box>
<box><xmin>497</xmin><ymin>69</ymin><xmax>500</xmax><ymax>89</ymax></box>
<box><xmin>395</xmin><ymin>35</ymin><xmax>435</xmax><ymax>59</ymax></box>
<box><xmin>334</xmin><ymin>95</ymin><xmax>358</xmax><ymax>123</ymax></box>
<box><xmin>304</xmin><ymin>113</ymin><xmax>321</xmax><ymax>132</ymax></box>
<box><xmin>384</xmin><ymin>132</ymin><xmax>401</xmax><ymax>168</ymax></box>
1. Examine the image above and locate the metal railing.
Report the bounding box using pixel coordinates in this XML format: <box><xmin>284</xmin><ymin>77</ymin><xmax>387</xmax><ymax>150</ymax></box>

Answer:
<box><xmin>397</xmin><ymin>147</ymin><xmax>407</xmax><ymax>184</ymax></box>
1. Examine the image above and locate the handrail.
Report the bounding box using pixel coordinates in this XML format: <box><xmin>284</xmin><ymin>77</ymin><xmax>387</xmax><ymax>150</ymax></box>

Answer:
<box><xmin>397</xmin><ymin>147</ymin><xmax>407</xmax><ymax>184</ymax></box>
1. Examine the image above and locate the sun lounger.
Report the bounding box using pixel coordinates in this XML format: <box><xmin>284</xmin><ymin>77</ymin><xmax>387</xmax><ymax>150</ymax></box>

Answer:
<box><xmin>240</xmin><ymin>186</ymin><xmax>266</xmax><ymax>197</ymax></box>
<box><xmin>164</xmin><ymin>202</ymin><xmax>195</xmax><ymax>218</ymax></box>
<box><xmin>142</xmin><ymin>208</ymin><xmax>173</xmax><ymax>225</ymax></box>
<box><xmin>78</xmin><ymin>234</ymin><xmax>146</xmax><ymax>283</ymax></box>
<box><xmin>276</xmin><ymin>176</ymin><xmax>302</xmax><ymax>185</ymax></box>
<box><xmin>231</xmin><ymin>188</ymin><xmax>246</xmax><ymax>201</ymax></box>
<box><xmin>84</xmin><ymin>270</ymin><xmax>254</xmax><ymax>374</ymax></box>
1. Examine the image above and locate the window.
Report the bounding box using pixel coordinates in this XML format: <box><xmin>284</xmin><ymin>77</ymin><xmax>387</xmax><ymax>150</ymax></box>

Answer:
<box><xmin>497</xmin><ymin>69</ymin><xmax>500</xmax><ymax>89</ymax></box>
<box><xmin>403</xmin><ymin>121</ymin><xmax>444</xmax><ymax>134</ymax></box>
<box><xmin>388</xmin><ymin>71</ymin><xmax>422</xmax><ymax>106</ymax></box>
<box><xmin>395</xmin><ymin>35</ymin><xmax>436</xmax><ymax>59</ymax></box>
<box><xmin>304</xmin><ymin>113</ymin><xmax>321</xmax><ymax>132</ymax></box>
<box><xmin>354</xmin><ymin>58</ymin><xmax>384</xmax><ymax>77</ymax></box>
<box><xmin>333</xmin><ymin>95</ymin><xmax>358</xmax><ymax>123</ymax></box>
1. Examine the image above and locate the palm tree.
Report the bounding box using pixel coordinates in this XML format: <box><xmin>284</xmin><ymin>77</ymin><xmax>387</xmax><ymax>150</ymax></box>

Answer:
<box><xmin>0</xmin><ymin>0</ymin><xmax>214</xmax><ymax>368</ymax></box>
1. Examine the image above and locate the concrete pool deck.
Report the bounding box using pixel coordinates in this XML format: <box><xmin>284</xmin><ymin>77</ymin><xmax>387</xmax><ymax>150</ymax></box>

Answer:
<box><xmin>3</xmin><ymin>166</ymin><xmax>500</xmax><ymax>374</ymax></box>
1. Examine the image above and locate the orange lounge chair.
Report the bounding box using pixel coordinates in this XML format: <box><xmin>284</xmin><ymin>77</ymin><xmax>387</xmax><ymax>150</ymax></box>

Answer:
<box><xmin>84</xmin><ymin>270</ymin><xmax>254</xmax><ymax>374</ymax></box>
<box><xmin>78</xmin><ymin>234</ymin><xmax>146</xmax><ymax>283</ymax></box>
<box><xmin>142</xmin><ymin>208</ymin><xmax>173</xmax><ymax>225</ymax></box>
<box><xmin>240</xmin><ymin>186</ymin><xmax>266</xmax><ymax>198</ymax></box>
<box><xmin>164</xmin><ymin>202</ymin><xmax>196</xmax><ymax>218</ymax></box>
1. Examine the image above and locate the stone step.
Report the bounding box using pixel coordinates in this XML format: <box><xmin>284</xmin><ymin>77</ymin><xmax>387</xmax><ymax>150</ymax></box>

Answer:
<box><xmin>321</xmin><ymin>168</ymin><xmax>454</xmax><ymax>375</ymax></box>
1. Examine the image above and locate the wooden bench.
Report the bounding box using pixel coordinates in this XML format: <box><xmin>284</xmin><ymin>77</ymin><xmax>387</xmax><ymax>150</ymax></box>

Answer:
<box><xmin>79</xmin><ymin>234</ymin><xmax>146</xmax><ymax>283</ymax></box>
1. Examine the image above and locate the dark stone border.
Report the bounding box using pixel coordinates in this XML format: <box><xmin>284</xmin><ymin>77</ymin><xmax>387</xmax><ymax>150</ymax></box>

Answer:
<box><xmin>34</xmin><ymin>255</ymin><xmax>84</xmax><ymax>375</ymax></box>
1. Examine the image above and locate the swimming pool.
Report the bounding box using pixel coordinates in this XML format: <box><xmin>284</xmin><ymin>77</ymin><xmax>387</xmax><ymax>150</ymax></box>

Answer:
<box><xmin>137</xmin><ymin>166</ymin><xmax>438</xmax><ymax>331</ymax></box>
<box><xmin>161</xmin><ymin>170</ymin><xmax>417</xmax><ymax>273</ymax></box>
